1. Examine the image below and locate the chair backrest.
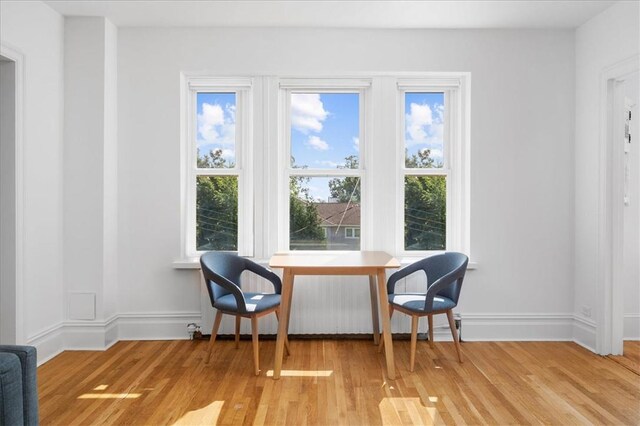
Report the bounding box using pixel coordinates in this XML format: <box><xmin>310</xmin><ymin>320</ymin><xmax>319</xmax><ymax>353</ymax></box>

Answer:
<box><xmin>200</xmin><ymin>252</ymin><xmax>247</xmax><ymax>307</ymax></box>
<box><xmin>422</xmin><ymin>252</ymin><xmax>468</xmax><ymax>304</ymax></box>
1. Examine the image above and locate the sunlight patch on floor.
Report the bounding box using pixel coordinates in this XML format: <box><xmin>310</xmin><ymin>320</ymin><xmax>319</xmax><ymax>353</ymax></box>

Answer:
<box><xmin>93</xmin><ymin>385</ymin><xmax>108</xmax><ymax>391</ymax></box>
<box><xmin>265</xmin><ymin>370</ymin><xmax>333</xmax><ymax>377</ymax></box>
<box><xmin>172</xmin><ymin>401</ymin><xmax>224</xmax><ymax>425</ymax></box>
<box><xmin>78</xmin><ymin>393</ymin><xmax>141</xmax><ymax>399</ymax></box>
<box><xmin>379</xmin><ymin>397</ymin><xmax>439</xmax><ymax>426</ymax></box>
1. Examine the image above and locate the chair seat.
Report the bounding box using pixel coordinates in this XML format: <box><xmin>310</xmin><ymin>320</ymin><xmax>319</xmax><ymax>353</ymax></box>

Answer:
<box><xmin>214</xmin><ymin>293</ymin><xmax>281</xmax><ymax>314</ymax></box>
<box><xmin>389</xmin><ymin>293</ymin><xmax>456</xmax><ymax>313</ymax></box>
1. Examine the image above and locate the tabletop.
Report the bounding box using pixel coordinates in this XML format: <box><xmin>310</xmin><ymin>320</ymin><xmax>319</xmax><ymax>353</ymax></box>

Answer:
<box><xmin>269</xmin><ymin>251</ymin><xmax>400</xmax><ymax>270</ymax></box>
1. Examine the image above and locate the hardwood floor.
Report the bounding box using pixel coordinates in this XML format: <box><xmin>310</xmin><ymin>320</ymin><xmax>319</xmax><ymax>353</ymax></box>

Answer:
<box><xmin>38</xmin><ymin>339</ymin><xmax>640</xmax><ymax>425</ymax></box>
<box><xmin>609</xmin><ymin>340</ymin><xmax>640</xmax><ymax>375</ymax></box>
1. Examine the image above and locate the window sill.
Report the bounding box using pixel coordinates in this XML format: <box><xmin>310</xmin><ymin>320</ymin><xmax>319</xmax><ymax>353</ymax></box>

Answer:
<box><xmin>173</xmin><ymin>256</ymin><xmax>477</xmax><ymax>270</ymax></box>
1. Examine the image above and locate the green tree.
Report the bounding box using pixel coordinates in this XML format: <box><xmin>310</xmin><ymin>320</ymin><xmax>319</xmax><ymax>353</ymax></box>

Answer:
<box><xmin>404</xmin><ymin>149</ymin><xmax>446</xmax><ymax>250</ymax></box>
<box><xmin>289</xmin><ymin>158</ymin><xmax>325</xmax><ymax>249</ymax></box>
<box><xmin>196</xmin><ymin>149</ymin><xmax>238</xmax><ymax>250</ymax></box>
<box><xmin>328</xmin><ymin>155</ymin><xmax>361</xmax><ymax>202</ymax></box>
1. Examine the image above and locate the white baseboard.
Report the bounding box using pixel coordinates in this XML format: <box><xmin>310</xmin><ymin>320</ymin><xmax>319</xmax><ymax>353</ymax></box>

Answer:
<box><xmin>27</xmin><ymin>312</ymin><xmax>200</xmax><ymax>365</ymax></box>
<box><xmin>459</xmin><ymin>313</ymin><xmax>575</xmax><ymax>341</ymax></box>
<box><xmin>624</xmin><ymin>313</ymin><xmax>640</xmax><ymax>340</ymax></box>
<box><xmin>27</xmin><ymin>311</ymin><xmax>602</xmax><ymax>365</ymax></box>
<box><xmin>118</xmin><ymin>312</ymin><xmax>202</xmax><ymax>340</ymax></box>
<box><xmin>26</xmin><ymin>323</ymin><xmax>65</xmax><ymax>366</ymax></box>
<box><xmin>572</xmin><ymin>315</ymin><xmax>597</xmax><ymax>352</ymax></box>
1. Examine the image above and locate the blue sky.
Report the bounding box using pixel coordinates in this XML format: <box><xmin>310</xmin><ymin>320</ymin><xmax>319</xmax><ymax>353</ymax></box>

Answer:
<box><xmin>289</xmin><ymin>93</ymin><xmax>359</xmax><ymax>201</ymax></box>
<box><xmin>405</xmin><ymin>92</ymin><xmax>445</xmax><ymax>167</ymax></box>
<box><xmin>196</xmin><ymin>92</ymin><xmax>236</xmax><ymax>166</ymax></box>
<box><xmin>290</xmin><ymin>93</ymin><xmax>360</xmax><ymax>170</ymax></box>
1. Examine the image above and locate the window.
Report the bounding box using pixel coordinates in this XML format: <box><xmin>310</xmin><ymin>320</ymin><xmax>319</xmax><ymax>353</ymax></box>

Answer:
<box><xmin>181</xmin><ymin>77</ymin><xmax>253</xmax><ymax>257</ymax></box>
<box><xmin>281</xmin><ymin>81</ymin><xmax>369</xmax><ymax>251</ymax></box>
<box><xmin>403</xmin><ymin>92</ymin><xmax>447</xmax><ymax>251</ymax></box>
<box><xmin>345</xmin><ymin>227</ymin><xmax>360</xmax><ymax>239</ymax></box>
<box><xmin>179</xmin><ymin>74</ymin><xmax>468</xmax><ymax>262</ymax></box>
<box><xmin>398</xmin><ymin>78</ymin><xmax>469</xmax><ymax>255</ymax></box>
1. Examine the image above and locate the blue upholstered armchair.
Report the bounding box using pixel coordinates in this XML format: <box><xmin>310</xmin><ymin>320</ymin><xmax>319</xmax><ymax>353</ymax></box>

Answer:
<box><xmin>0</xmin><ymin>345</ymin><xmax>39</xmax><ymax>425</ymax></box>
<box><xmin>381</xmin><ymin>252</ymin><xmax>468</xmax><ymax>371</ymax></box>
<box><xmin>200</xmin><ymin>252</ymin><xmax>289</xmax><ymax>375</ymax></box>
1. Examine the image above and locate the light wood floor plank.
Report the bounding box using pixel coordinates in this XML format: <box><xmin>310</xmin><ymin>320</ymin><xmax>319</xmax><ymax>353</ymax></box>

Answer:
<box><xmin>37</xmin><ymin>340</ymin><xmax>640</xmax><ymax>425</ymax></box>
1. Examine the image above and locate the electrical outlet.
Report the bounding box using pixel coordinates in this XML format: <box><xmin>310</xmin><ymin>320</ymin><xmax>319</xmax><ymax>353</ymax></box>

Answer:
<box><xmin>581</xmin><ymin>306</ymin><xmax>592</xmax><ymax>318</ymax></box>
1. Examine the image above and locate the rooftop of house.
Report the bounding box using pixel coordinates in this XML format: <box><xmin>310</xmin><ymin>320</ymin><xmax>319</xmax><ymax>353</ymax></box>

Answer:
<box><xmin>314</xmin><ymin>202</ymin><xmax>360</xmax><ymax>227</ymax></box>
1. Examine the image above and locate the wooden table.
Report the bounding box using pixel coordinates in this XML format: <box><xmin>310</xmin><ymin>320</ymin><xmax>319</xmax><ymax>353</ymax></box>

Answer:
<box><xmin>269</xmin><ymin>251</ymin><xmax>401</xmax><ymax>380</ymax></box>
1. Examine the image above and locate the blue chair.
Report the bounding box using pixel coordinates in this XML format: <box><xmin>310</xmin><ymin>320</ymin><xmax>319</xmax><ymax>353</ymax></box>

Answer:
<box><xmin>200</xmin><ymin>252</ymin><xmax>289</xmax><ymax>375</ymax></box>
<box><xmin>382</xmin><ymin>252</ymin><xmax>468</xmax><ymax>371</ymax></box>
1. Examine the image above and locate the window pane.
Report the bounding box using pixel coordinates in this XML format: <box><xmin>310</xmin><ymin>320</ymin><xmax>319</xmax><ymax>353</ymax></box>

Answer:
<box><xmin>196</xmin><ymin>175</ymin><xmax>238</xmax><ymax>251</ymax></box>
<box><xmin>405</xmin><ymin>92</ymin><xmax>444</xmax><ymax>169</ymax></box>
<box><xmin>290</xmin><ymin>93</ymin><xmax>359</xmax><ymax>170</ymax></box>
<box><xmin>197</xmin><ymin>92</ymin><xmax>236</xmax><ymax>168</ymax></box>
<box><xmin>290</xmin><ymin>176</ymin><xmax>360</xmax><ymax>250</ymax></box>
<box><xmin>405</xmin><ymin>175</ymin><xmax>446</xmax><ymax>250</ymax></box>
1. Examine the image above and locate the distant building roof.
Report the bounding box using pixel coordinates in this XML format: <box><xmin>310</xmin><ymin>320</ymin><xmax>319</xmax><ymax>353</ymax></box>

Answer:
<box><xmin>313</xmin><ymin>202</ymin><xmax>360</xmax><ymax>227</ymax></box>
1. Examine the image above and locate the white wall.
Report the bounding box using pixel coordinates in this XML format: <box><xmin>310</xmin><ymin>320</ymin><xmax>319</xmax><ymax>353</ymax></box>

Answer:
<box><xmin>118</xmin><ymin>28</ymin><xmax>576</xmax><ymax>338</ymax></box>
<box><xmin>0</xmin><ymin>1</ymin><xmax>65</xmax><ymax>357</ymax></box>
<box><xmin>63</xmin><ymin>16</ymin><xmax>119</xmax><ymax>348</ymax></box>
<box><xmin>64</xmin><ymin>17</ymin><xmax>107</xmax><ymax>320</ymax></box>
<box><xmin>574</xmin><ymin>1</ymin><xmax>640</xmax><ymax>349</ymax></box>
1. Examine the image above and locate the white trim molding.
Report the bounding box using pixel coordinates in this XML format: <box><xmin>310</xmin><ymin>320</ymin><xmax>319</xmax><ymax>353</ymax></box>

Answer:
<box><xmin>0</xmin><ymin>43</ymin><xmax>26</xmax><ymax>346</ymax></box>
<box><xmin>573</xmin><ymin>315</ymin><xmax>597</xmax><ymax>352</ymax></box>
<box><xmin>27</xmin><ymin>312</ymin><xmax>202</xmax><ymax>366</ymax></box>
<box><xmin>396</xmin><ymin>74</ymin><xmax>471</xmax><ymax>258</ymax></box>
<box><xmin>624</xmin><ymin>313</ymin><xmax>640</xmax><ymax>340</ymax></box>
<box><xmin>179</xmin><ymin>74</ymin><xmax>254</xmax><ymax>259</ymax></box>
<box><xmin>596</xmin><ymin>54</ymin><xmax>640</xmax><ymax>355</ymax></box>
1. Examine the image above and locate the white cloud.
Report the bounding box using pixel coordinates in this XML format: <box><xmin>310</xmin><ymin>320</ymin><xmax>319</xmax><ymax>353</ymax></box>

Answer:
<box><xmin>406</xmin><ymin>103</ymin><xmax>433</xmax><ymax>141</ymax></box>
<box><xmin>352</xmin><ymin>136</ymin><xmax>359</xmax><ymax>151</ymax></box>
<box><xmin>306</xmin><ymin>135</ymin><xmax>330</xmax><ymax>151</ymax></box>
<box><xmin>405</xmin><ymin>102</ymin><xmax>444</xmax><ymax>148</ymax></box>
<box><xmin>219</xmin><ymin>148</ymin><xmax>235</xmax><ymax>161</ymax></box>
<box><xmin>197</xmin><ymin>102</ymin><xmax>235</xmax><ymax>146</ymax></box>
<box><xmin>291</xmin><ymin>94</ymin><xmax>329</xmax><ymax>134</ymax></box>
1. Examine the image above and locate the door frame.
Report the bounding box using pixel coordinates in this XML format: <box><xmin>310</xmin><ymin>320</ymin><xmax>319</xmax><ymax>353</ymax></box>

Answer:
<box><xmin>0</xmin><ymin>43</ymin><xmax>25</xmax><ymax>345</ymax></box>
<box><xmin>597</xmin><ymin>54</ymin><xmax>639</xmax><ymax>355</ymax></box>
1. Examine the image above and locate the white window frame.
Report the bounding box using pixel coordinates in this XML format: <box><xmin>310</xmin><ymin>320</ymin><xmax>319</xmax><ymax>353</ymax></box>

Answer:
<box><xmin>396</xmin><ymin>76</ymin><xmax>470</xmax><ymax>257</ymax></box>
<box><xmin>180</xmin><ymin>75</ymin><xmax>254</xmax><ymax>258</ymax></box>
<box><xmin>277</xmin><ymin>78</ymin><xmax>371</xmax><ymax>252</ymax></box>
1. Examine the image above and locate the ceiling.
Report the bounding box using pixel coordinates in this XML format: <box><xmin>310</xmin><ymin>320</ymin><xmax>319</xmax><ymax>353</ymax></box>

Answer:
<box><xmin>44</xmin><ymin>0</ymin><xmax>616</xmax><ymax>29</ymax></box>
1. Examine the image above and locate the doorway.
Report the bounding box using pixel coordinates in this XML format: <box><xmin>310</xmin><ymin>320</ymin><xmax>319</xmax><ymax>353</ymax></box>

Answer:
<box><xmin>608</xmin><ymin>70</ymin><xmax>640</xmax><ymax>374</ymax></box>
<box><xmin>598</xmin><ymin>55</ymin><xmax>640</xmax><ymax>361</ymax></box>
<box><xmin>0</xmin><ymin>52</ymin><xmax>18</xmax><ymax>345</ymax></box>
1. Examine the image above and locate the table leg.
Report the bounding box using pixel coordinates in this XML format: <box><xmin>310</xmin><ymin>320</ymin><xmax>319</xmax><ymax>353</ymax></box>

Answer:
<box><xmin>377</xmin><ymin>268</ymin><xmax>396</xmax><ymax>380</ymax></box>
<box><xmin>368</xmin><ymin>275</ymin><xmax>380</xmax><ymax>345</ymax></box>
<box><xmin>285</xmin><ymin>273</ymin><xmax>294</xmax><ymax>337</ymax></box>
<box><xmin>273</xmin><ymin>268</ymin><xmax>293</xmax><ymax>380</ymax></box>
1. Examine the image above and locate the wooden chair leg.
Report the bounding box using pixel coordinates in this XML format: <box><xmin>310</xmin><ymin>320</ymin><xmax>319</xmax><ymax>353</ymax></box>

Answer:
<box><xmin>446</xmin><ymin>310</ymin><xmax>463</xmax><ymax>363</ymax></box>
<box><xmin>251</xmin><ymin>315</ymin><xmax>260</xmax><ymax>375</ymax></box>
<box><xmin>235</xmin><ymin>315</ymin><xmax>241</xmax><ymax>349</ymax></box>
<box><xmin>410</xmin><ymin>315</ymin><xmax>419</xmax><ymax>372</ymax></box>
<box><xmin>207</xmin><ymin>310</ymin><xmax>223</xmax><ymax>364</ymax></box>
<box><xmin>275</xmin><ymin>309</ymin><xmax>291</xmax><ymax>356</ymax></box>
<box><xmin>427</xmin><ymin>314</ymin><xmax>435</xmax><ymax>349</ymax></box>
<box><xmin>378</xmin><ymin>305</ymin><xmax>394</xmax><ymax>353</ymax></box>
